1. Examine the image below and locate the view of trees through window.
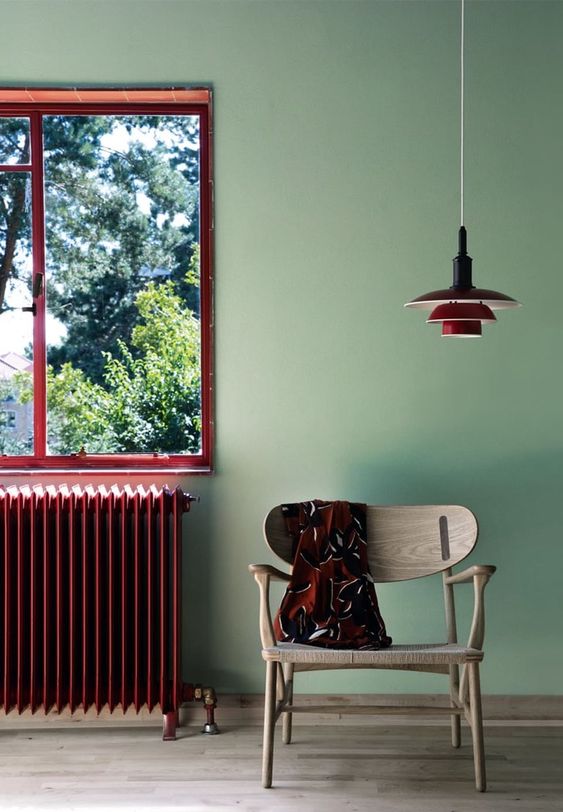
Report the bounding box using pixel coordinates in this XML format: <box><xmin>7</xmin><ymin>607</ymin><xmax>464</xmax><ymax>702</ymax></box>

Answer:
<box><xmin>0</xmin><ymin>112</ymin><xmax>203</xmax><ymax>459</ymax></box>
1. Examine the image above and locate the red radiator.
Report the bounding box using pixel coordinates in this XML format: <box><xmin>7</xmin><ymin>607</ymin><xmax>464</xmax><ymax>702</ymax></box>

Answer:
<box><xmin>0</xmin><ymin>484</ymin><xmax>212</xmax><ymax>739</ymax></box>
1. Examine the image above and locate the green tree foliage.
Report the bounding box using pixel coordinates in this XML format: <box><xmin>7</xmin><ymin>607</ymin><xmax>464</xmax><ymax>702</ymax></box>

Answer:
<box><xmin>46</xmin><ymin>364</ymin><xmax>118</xmax><ymax>454</ymax></box>
<box><xmin>47</xmin><ymin>276</ymin><xmax>201</xmax><ymax>455</ymax></box>
<box><xmin>43</xmin><ymin>114</ymin><xmax>200</xmax><ymax>384</ymax></box>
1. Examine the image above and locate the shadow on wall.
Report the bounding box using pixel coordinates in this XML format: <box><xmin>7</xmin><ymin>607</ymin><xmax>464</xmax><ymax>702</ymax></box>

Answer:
<box><xmin>344</xmin><ymin>448</ymin><xmax>563</xmax><ymax>675</ymax></box>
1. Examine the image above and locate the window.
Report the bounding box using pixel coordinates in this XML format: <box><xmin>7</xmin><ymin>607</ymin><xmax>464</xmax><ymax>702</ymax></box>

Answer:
<box><xmin>0</xmin><ymin>88</ymin><xmax>212</xmax><ymax>470</ymax></box>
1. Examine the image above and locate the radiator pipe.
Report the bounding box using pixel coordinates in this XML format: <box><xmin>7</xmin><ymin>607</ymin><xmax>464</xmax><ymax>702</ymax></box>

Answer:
<box><xmin>182</xmin><ymin>682</ymin><xmax>220</xmax><ymax>735</ymax></box>
<box><xmin>184</xmin><ymin>493</ymin><xmax>201</xmax><ymax>510</ymax></box>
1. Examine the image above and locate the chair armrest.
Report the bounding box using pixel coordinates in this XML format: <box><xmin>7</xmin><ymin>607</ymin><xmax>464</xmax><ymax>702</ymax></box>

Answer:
<box><xmin>248</xmin><ymin>564</ymin><xmax>291</xmax><ymax>649</ymax></box>
<box><xmin>445</xmin><ymin>564</ymin><xmax>496</xmax><ymax>654</ymax></box>
<box><xmin>444</xmin><ymin>565</ymin><xmax>496</xmax><ymax>585</ymax></box>
<box><xmin>248</xmin><ymin>564</ymin><xmax>291</xmax><ymax>582</ymax></box>
<box><xmin>443</xmin><ymin>564</ymin><xmax>496</xmax><ymax>704</ymax></box>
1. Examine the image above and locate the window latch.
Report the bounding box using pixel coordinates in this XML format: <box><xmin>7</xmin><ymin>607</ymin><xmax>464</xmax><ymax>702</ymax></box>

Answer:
<box><xmin>22</xmin><ymin>273</ymin><xmax>44</xmax><ymax>316</ymax></box>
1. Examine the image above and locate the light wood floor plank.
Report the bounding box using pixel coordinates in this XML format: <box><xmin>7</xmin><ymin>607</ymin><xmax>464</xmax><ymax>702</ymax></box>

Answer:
<box><xmin>0</xmin><ymin>724</ymin><xmax>561</xmax><ymax>811</ymax></box>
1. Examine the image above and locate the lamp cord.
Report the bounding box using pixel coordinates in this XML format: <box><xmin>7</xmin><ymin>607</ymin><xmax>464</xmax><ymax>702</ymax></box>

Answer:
<box><xmin>460</xmin><ymin>0</ymin><xmax>465</xmax><ymax>228</ymax></box>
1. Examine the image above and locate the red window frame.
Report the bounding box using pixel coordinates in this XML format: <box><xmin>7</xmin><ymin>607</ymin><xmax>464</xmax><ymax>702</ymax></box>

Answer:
<box><xmin>0</xmin><ymin>88</ymin><xmax>213</xmax><ymax>472</ymax></box>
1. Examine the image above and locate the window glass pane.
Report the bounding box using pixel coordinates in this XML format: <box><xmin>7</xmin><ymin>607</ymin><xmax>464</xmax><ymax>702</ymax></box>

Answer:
<box><xmin>43</xmin><ymin>115</ymin><xmax>201</xmax><ymax>456</ymax></box>
<box><xmin>0</xmin><ymin>117</ymin><xmax>31</xmax><ymax>164</ymax></box>
<box><xmin>0</xmin><ymin>172</ymin><xmax>34</xmax><ymax>455</ymax></box>
<box><xmin>0</xmin><ymin>410</ymin><xmax>17</xmax><ymax>429</ymax></box>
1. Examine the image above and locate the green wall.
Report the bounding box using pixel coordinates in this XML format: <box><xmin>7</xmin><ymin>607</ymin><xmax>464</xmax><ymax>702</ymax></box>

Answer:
<box><xmin>1</xmin><ymin>0</ymin><xmax>562</xmax><ymax>695</ymax></box>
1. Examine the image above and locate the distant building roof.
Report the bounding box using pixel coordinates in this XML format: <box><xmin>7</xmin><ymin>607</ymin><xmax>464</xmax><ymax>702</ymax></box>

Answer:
<box><xmin>0</xmin><ymin>352</ymin><xmax>32</xmax><ymax>380</ymax></box>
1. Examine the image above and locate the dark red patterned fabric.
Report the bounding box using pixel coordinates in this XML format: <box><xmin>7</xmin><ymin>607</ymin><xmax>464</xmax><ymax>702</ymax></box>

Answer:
<box><xmin>274</xmin><ymin>500</ymin><xmax>392</xmax><ymax>650</ymax></box>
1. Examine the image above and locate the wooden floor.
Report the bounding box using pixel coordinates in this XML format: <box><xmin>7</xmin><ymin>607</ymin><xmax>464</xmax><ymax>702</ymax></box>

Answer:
<box><xmin>0</xmin><ymin>723</ymin><xmax>561</xmax><ymax>811</ymax></box>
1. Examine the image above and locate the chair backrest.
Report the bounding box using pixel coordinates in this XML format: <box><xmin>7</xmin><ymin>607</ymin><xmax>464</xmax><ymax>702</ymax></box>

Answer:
<box><xmin>263</xmin><ymin>504</ymin><xmax>478</xmax><ymax>582</ymax></box>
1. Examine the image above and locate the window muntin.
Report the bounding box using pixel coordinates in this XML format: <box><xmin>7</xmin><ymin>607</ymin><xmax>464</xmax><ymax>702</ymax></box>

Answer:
<box><xmin>0</xmin><ymin>95</ymin><xmax>212</xmax><ymax>470</ymax></box>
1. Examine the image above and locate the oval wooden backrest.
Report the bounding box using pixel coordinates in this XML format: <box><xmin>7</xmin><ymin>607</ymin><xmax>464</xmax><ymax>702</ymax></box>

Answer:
<box><xmin>263</xmin><ymin>504</ymin><xmax>478</xmax><ymax>582</ymax></box>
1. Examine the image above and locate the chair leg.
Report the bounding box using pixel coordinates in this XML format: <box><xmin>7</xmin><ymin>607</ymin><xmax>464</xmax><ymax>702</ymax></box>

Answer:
<box><xmin>450</xmin><ymin>710</ymin><xmax>461</xmax><ymax>749</ymax></box>
<box><xmin>468</xmin><ymin>662</ymin><xmax>486</xmax><ymax>792</ymax></box>
<box><xmin>449</xmin><ymin>665</ymin><xmax>461</xmax><ymax>748</ymax></box>
<box><xmin>282</xmin><ymin>663</ymin><xmax>294</xmax><ymax>745</ymax></box>
<box><xmin>262</xmin><ymin>660</ymin><xmax>278</xmax><ymax>788</ymax></box>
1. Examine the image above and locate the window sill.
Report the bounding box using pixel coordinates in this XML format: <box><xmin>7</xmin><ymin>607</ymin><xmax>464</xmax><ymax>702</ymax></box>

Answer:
<box><xmin>0</xmin><ymin>466</ymin><xmax>213</xmax><ymax>476</ymax></box>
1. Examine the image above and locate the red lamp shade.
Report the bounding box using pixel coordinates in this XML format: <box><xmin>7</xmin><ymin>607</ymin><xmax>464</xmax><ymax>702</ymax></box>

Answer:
<box><xmin>441</xmin><ymin>320</ymin><xmax>482</xmax><ymax>338</ymax></box>
<box><xmin>426</xmin><ymin>302</ymin><xmax>496</xmax><ymax>324</ymax></box>
<box><xmin>426</xmin><ymin>302</ymin><xmax>496</xmax><ymax>338</ymax></box>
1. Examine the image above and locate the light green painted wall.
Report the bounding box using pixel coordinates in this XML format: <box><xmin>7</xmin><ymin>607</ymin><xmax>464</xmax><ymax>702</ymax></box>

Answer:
<box><xmin>1</xmin><ymin>0</ymin><xmax>562</xmax><ymax>695</ymax></box>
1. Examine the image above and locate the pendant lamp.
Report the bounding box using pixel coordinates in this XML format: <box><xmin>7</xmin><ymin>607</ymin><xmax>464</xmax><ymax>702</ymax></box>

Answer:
<box><xmin>404</xmin><ymin>0</ymin><xmax>521</xmax><ymax>337</ymax></box>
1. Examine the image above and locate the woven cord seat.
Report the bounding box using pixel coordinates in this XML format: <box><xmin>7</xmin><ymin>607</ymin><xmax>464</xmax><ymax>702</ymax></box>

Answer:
<box><xmin>262</xmin><ymin>642</ymin><xmax>484</xmax><ymax>666</ymax></box>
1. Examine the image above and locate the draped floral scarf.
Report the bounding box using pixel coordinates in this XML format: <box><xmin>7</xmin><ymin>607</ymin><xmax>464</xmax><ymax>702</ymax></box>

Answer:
<box><xmin>274</xmin><ymin>500</ymin><xmax>392</xmax><ymax>650</ymax></box>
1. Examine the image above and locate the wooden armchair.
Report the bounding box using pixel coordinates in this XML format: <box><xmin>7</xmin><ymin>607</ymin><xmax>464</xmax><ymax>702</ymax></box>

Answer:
<box><xmin>249</xmin><ymin>504</ymin><xmax>496</xmax><ymax>791</ymax></box>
